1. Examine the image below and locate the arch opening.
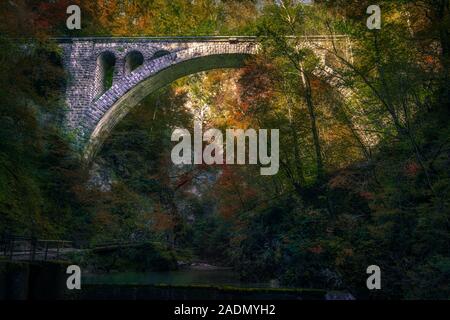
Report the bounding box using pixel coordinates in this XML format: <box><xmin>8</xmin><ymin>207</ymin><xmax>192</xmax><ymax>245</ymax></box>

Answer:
<box><xmin>152</xmin><ymin>50</ymin><xmax>171</xmax><ymax>59</ymax></box>
<box><xmin>125</xmin><ymin>51</ymin><xmax>144</xmax><ymax>74</ymax></box>
<box><xmin>85</xmin><ymin>53</ymin><xmax>251</xmax><ymax>161</ymax></box>
<box><xmin>93</xmin><ymin>51</ymin><xmax>116</xmax><ymax>99</ymax></box>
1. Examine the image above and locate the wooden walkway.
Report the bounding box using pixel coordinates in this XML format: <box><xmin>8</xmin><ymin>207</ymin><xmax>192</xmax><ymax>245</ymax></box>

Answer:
<box><xmin>0</xmin><ymin>234</ymin><xmax>148</xmax><ymax>261</ymax></box>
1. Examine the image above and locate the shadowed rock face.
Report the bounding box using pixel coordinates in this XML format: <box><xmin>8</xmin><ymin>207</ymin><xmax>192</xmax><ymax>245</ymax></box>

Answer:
<box><xmin>59</xmin><ymin>37</ymin><xmax>350</xmax><ymax>162</ymax></box>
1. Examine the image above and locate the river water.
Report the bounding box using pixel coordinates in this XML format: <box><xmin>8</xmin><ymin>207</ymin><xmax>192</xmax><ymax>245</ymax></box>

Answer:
<box><xmin>84</xmin><ymin>269</ymin><xmax>274</xmax><ymax>288</ymax></box>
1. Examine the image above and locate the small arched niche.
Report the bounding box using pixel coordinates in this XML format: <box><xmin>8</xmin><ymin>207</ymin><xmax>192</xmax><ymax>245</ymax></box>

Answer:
<box><xmin>124</xmin><ymin>51</ymin><xmax>144</xmax><ymax>75</ymax></box>
<box><xmin>152</xmin><ymin>50</ymin><xmax>171</xmax><ymax>59</ymax></box>
<box><xmin>93</xmin><ymin>51</ymin><xmax>116</xmax><ymax>99</ymax></box>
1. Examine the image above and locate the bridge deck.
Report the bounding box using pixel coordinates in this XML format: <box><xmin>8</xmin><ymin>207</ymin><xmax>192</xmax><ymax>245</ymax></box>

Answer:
<box><xmin>53</xmin><ymin>35</ymin><xmax>348</xmax><ymax>42</ymax></box>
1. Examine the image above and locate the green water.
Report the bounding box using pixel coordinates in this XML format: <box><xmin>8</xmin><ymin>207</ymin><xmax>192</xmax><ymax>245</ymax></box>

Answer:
<box><xmin>84</xmin><ymin>269</ymin><xmax>273</xmax><ymax>288</ymax></box>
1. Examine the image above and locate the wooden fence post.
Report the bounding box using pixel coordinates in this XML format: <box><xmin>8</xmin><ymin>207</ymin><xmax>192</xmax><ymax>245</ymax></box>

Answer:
<box><xmin>1</xmin><ymin>233</ymin><xmax>7</xmax><ymax>257</ymax></box>
<box><xmin>9</xmin><ymin>237</ymin><xmax>14</xmax><ymax>260</ymax></box>
<box><xmin>44</xmin><ymin>241</ymin><xmax>49</xmax><ymax>261</ymax></box>
<box><xmin>56</xmin><ymin>241</ymin><xmax>61</xmax><ymax>260</ymax></box>
<box><xmin>30</xmin><ymin>237</ymin><xmax>37</xmax><ymax>261</ymax></box>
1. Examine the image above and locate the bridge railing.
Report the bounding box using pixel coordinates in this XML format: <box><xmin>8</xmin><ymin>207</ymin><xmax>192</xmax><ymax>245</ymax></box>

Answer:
<box><xmin>72</xmin><ymin>239</ymin><xmax>137</xmax><ymax>249</ymax></box>
<box><xmin>52</xmin><ymin>35</ymin><xmax>349</xmax><ymax>43</ymax></box>
<box><xmin>0</xmin><ymin>234</ymin><xmax>73</xmax><ymax>262</ymax></box>
<box><xmin>0</xmin><ymin>234</ymin><xmax>157</xmax><ymax>261</ymax></box>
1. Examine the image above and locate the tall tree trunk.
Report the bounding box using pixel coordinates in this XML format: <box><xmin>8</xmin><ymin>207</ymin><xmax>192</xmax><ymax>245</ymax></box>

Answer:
<box><xmin>299</xmin><ymin>63</ymin><xmax>325</xmax><ymax>181</ymax></box>
<box><xmin>286</xmin><ymin>94</ymin><xmax>306</xmax><ymax>186</ymax></box>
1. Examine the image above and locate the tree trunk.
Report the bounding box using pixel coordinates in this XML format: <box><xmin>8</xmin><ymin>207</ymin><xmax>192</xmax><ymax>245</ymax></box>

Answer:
<box><xmin>299</xmin><ymin>63</ymin><xmax>325</xmax><ymax>181</ymax></box>
<box><xmin>286</xmin><ymin>95</ymin><xmax>306</xmax><ymax>186</ymax></box>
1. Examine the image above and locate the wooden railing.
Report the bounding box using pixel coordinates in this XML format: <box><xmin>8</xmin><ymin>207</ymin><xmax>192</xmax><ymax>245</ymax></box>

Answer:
<box><xmin>0</xmin><ymin>234</ymin><xmax>73</xmax><ymax>261</ymax></box>
<box><xmin>0</xmin><ymin>234</ymin><xmax>154</xmax><ymax>261</ymax></box>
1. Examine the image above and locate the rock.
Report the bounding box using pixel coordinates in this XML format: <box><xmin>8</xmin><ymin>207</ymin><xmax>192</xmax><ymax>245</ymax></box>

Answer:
<box><xmin>325</xmin><ymin>291</ymin><xmax>355</xmax><ymax>300</ymax></box>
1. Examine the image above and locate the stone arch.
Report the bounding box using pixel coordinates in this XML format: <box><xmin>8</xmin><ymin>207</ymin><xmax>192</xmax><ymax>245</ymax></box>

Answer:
<box><xmin>59</xmin><ymin>37</ymin><xmax>355</xmax><ymax>163</ymax></box>
<box><xmin>74</xmin><ymin>41</ymin><xmax>350</xmax><ymax>162</ymax></box>
<box><xmin>82</xmin><ymin>44</ymin><xmax>257</xmax><ymax>161</ymax></box>
<box><xmin>124</xmin><ymin>51</ymin><xmax>144</xmax><ymax>75</ymax></box>
<box><xmin>93</xmin><ymin>51</ymin><xmax>116</xmax><ymax>99</ymax></box>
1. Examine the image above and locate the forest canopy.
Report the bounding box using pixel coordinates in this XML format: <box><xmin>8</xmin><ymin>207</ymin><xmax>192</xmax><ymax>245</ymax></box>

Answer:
<box><xmin>0</xmin><ymin>0</ymin><xmax>449</xmax><ymax>299</ymax></box>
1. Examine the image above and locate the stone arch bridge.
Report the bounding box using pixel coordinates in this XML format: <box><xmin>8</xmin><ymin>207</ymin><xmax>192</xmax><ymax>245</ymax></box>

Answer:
<box><xmin>59</xmin><ymin>36</ymin><xmax>351</xmax><ymax>161</ymax></box>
